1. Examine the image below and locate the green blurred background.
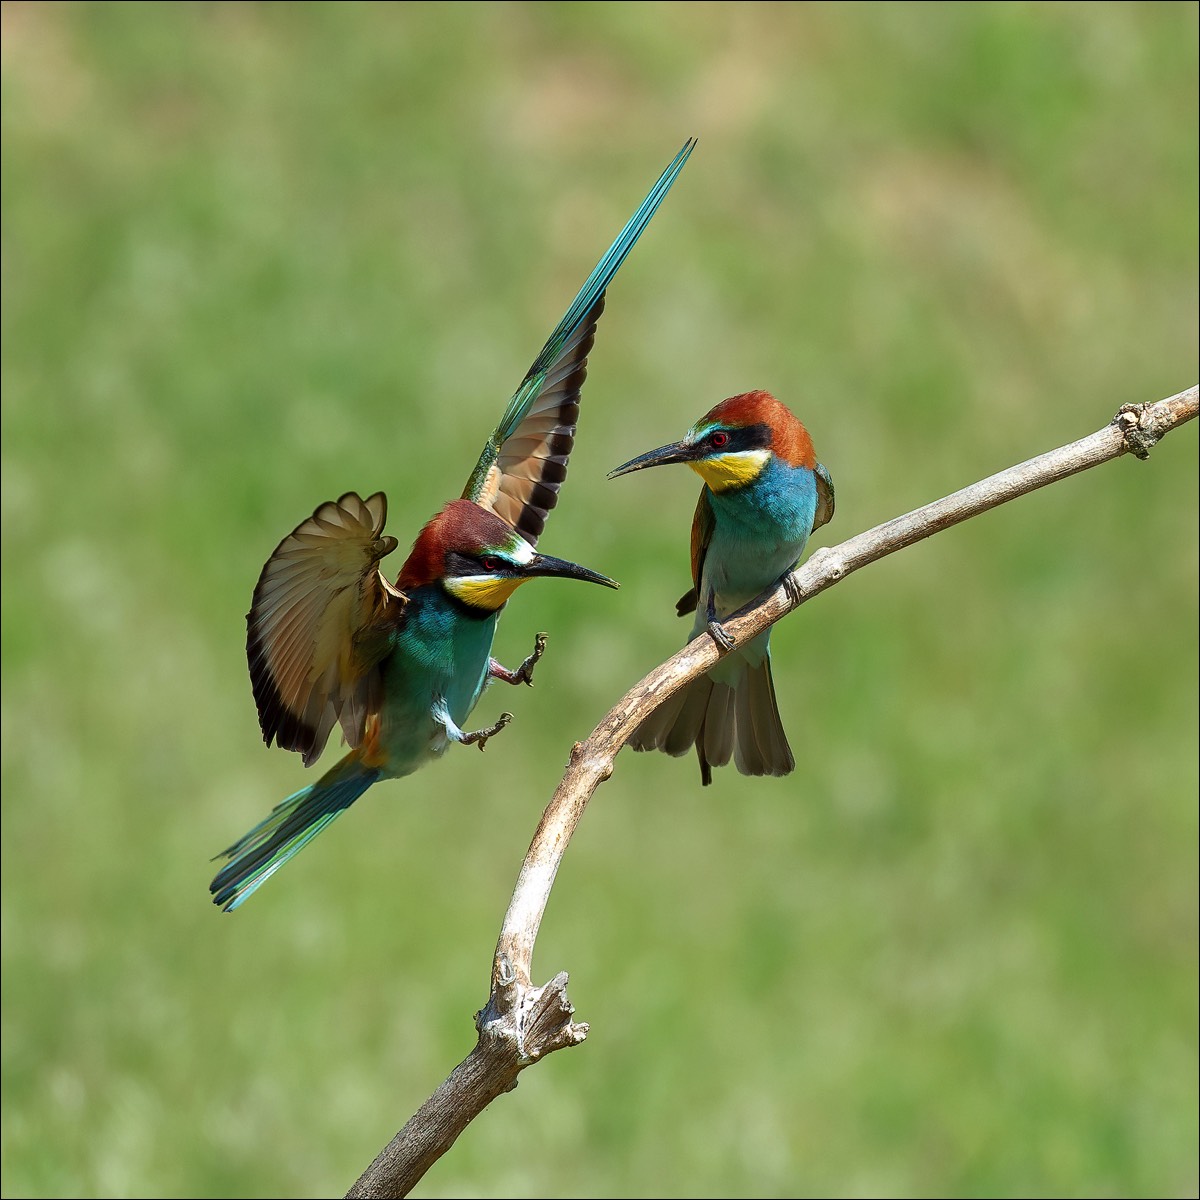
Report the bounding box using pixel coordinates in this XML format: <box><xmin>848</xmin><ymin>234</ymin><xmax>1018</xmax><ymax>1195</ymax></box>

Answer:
<box><xmin>3</xmin><ymin>3</ymin><xmax>1197</xmax><ymax>1196</ymax></box>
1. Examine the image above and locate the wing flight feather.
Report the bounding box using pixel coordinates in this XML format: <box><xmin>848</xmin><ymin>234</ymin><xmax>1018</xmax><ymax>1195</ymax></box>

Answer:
<box><xmin>463</xmin><ymin>139</ymin><xmax>695</xmax><ymax>545</ymax></box>
<box><xmin>246</xmin><ymin>491</ymin><xmax>404</xmax><ymax>767</ymax></box>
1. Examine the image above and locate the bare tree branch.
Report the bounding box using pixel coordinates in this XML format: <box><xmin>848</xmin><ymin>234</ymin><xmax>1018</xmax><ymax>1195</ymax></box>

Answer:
<box><xmin>347</xmin><ymin>385</ymin><xmax>1197</xmax><ymax>1199</ymax></box>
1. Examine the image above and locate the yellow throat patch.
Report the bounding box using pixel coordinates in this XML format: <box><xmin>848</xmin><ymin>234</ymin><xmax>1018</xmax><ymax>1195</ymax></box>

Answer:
<box><xmin>443</xmin><ymin>574</ymin><xmax>527</xmax><ymax>612</ymax></box>
<box><xmin>689</xmin><ymin>449</ymin><xmax>769</xmax><ymax>493</ymax></box>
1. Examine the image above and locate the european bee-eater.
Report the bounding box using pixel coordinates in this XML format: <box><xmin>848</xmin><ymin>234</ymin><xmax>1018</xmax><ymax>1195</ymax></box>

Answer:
<box><xmin>608</xmin><ymin>389</ymin><xmax>833</xmax><ymax>785</ymax></box>
<box><xmin>210</xmin><ymin>139</ymin><xmax>694</xmax><ymax>910</ymax></box>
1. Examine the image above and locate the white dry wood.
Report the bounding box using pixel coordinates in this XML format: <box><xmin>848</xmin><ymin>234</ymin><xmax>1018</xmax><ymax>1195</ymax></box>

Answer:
<box><xmin>346</xmin><ymin>385</ymin><xmax>1198</xmax><ymax>1199</ymax></box>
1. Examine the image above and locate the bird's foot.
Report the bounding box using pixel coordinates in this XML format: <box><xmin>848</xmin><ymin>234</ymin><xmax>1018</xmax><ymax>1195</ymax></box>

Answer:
<box><xmin>706</xmin><ymin>619</ymin><xmax>736</xmax><ymax>653</ymax></box>
<box><xmin>783</xmin><ymin>571</ymin><xmax>803</xmax><ymax>609</ymax></box>
<box><xmin>462</xmin><ymin>711</ymin><xmax>513</xmax><ymax>751</ymax></box>
<box><xmin>490</xmin><ymin>632</ymin><xmax>548</xmax><ymax>687</ymax></box>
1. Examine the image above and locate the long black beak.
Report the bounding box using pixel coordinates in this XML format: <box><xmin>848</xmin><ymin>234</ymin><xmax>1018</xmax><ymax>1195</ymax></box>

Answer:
<box><xmin>607</xmin><ymin>438</ymin><xmax>695</xmax><ymax>479</ymax></box>
<box><xmin>526</xmin><ymin>554</ymin><xmax>619</xmax><ymax>589</ymax></box>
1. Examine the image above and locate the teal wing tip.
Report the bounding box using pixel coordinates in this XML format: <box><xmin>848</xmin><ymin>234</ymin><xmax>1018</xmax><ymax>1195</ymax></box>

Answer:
<box><xmin>664</xmin><ymin>136</ymin><xmax>698</xmax><ymax>183</ymax></box>
<box><xmin>486</xmin><ymin>136</ymin><xmax>698</xmax><ymax>448</ymax></box>
<box><xmin>572</xmin><ymin>135</ymin><xmax>698</xmax><ymax>307</ymax></box>
<box><xmin>556</xmin><ymin>134</ymin><xmax>698</xmax><ymax>320</ymax></box>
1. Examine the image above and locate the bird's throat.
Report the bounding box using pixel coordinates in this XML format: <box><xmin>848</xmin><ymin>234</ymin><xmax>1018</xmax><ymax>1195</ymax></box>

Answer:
<box><xmin>442</xmin><ymin>574</ymin><xmax>525</xmax><ymax>613</ymax></box>
<box><xmin>689</xmin><ymin>449</ymin><xmax>769</xmax><ymax>493</ymax></box>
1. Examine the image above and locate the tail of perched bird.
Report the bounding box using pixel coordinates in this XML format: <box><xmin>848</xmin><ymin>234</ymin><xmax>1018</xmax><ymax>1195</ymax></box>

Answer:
<box><xmin>210</xmin><ymin>754</ymin><xmax>381</xmax><ymax>911</ymax></box>
<box><xmin>630</xmin><ymin>634</ymin><xmax>794</xmax><ymax>786</ymax></box>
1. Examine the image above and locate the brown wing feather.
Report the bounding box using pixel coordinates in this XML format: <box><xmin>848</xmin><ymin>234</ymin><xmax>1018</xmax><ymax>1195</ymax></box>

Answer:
<box><xmin>675</xmin><ymin>488</ymin><xmax>715</xmax><ymax>617</ymax></box>
<box><xmin>246</xmin><ymin>491</ymin><xmax>404</xmax><ymax>767</ymax></box>
<box><xmin>469</xmin><ymin>293</ymin><xmax>603</xmax><ymax>545</ymax></box>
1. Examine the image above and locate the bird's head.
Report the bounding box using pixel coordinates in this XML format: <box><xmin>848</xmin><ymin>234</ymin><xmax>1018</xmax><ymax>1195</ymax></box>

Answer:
<box><xmin>397</xmin><ymin>499</ymin><xmax>618</xmax><ymax>613</ymax></box>
<box><xmin>608</xmin><ymin>389</ymin><xmax>818</xmax><ymax>493</ymax></box>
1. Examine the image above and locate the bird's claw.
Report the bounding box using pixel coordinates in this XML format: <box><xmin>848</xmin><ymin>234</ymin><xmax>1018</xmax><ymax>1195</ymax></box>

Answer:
<box><xmin>489</xmin><ymin>633</ymin><xmax>548</xmax><ymax>687</ymax></box>
<box><xmin>707</xmin><ymin>619</ymin><xmax>736</xmax><ymax>653</ymax></box>
<box><xmin>783</xmin><ymin>572</ymin><xmax>803</xmax><ymax>609</ymax></box>
<box><xmin>514</xmin><ymin>632</ymin><xmax>548</xmax><ymax>686</ymax></box>
<box><xmin>464</xmin><ymin>711</ymin><xmax>513</xmax><ymax>751</ymax></box>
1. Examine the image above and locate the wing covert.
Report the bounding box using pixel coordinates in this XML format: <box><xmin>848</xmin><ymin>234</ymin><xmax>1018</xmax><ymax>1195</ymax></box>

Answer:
<box><xmin>813</xmin><ymin>462</ymin><xmax>835</xmax><ymax>532</ymax></box>
<box><xmin>675</xmin><ymin>487</ymin><xmax>715</xmax><ymax>617</ymax></box>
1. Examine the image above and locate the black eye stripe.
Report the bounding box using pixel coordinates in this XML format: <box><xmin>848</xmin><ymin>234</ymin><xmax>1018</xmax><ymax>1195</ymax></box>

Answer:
<box><xmin>705</xmin><ymin>423</ymin><xmax>769</xmax><ymax>452</ymax></box>
<box><xmin>446</xmin><ymin>550</ymin><xmax>511</xmax><ymax>577</ymax></box>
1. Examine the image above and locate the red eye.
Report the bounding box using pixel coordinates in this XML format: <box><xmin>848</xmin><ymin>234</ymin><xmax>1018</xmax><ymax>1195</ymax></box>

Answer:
<box><xmin>481</xmin><ymin>556</ymin><xmax>500</xmax><ymax>573</ymax></box>
<box><xmin>711</xmin><ymin>431</ymin><xmax>730</xmax><ymax>448</ymax></box>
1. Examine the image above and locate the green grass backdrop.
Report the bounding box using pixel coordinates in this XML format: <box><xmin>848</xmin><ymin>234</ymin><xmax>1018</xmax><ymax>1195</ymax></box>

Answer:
<box><xmin>2</xmin><ymin>3</ymin><xmax>1197</xmax><ymax>1196</ymax></box>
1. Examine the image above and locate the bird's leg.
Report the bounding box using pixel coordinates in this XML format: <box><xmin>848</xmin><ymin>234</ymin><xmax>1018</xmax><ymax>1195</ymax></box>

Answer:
<box><xmin>435</xmin><ymin>699</ymin><xmax>514</xmax><ymax>753</ymax></box>
<box><xmin>705</xmin><ymin>590</ymin><xmax>735</xmax><ymax>653</ymax></box>
<box><xmin>488</xmin><ymin>632</ymin><xmax>548</xmax><ymax>687</ymax></box>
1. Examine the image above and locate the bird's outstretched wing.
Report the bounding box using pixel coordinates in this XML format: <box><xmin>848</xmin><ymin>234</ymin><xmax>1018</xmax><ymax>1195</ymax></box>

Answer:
<box><xmin>246</xmin><ymin>491</ymin><xmax>406</xmax><ymax>767</ymax></box>
<box><xmin>463</xmin><ymin>138</ymin><xmax>695</xmax><ymax>546</ymax></box>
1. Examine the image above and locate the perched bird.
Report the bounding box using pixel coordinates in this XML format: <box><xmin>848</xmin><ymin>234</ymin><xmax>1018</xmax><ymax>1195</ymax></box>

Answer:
<box><xmin>608</xmin><ymin>389</ymin><xmax>833</xmax><ymax>785</ymax></box>
<box><xmin>211</xmin><ymin>139</ymin><xmax>694</xmax><ymax>910</ymax></box>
